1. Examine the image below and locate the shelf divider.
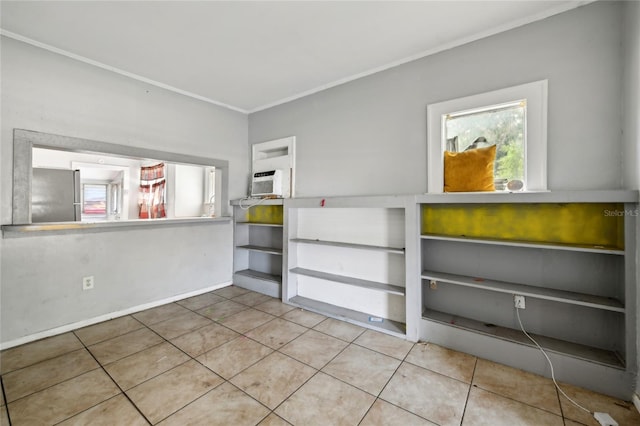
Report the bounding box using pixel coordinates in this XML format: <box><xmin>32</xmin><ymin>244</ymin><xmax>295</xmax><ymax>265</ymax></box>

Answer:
<box><xmin>236</xmin><ymin>245</ymin><xmax>283</xmax><ymax>255</ymax></box>
<box><xmin>422</xmin><ymin>309</ymin><xmax>624</xmax><ymax>369</ymax></box>
<box><xmin>291</xmin><ymin>267</ymin><xmax>405</xmax><ymax>296</ymax></box>
<box><xmin>291</xmin><ymin>238</ymin><xmax>405</xmax><ymax>254</ymax></box>
<box><xmin>421</xmin><ymin>270</ymin><xmax>624</xmax><ymax>313</ymax></box>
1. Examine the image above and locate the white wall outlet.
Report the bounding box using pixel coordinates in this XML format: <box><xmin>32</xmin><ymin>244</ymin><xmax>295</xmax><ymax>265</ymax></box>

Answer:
<box><xmin>514</xmin><ymin>295</ymin><xmax>526</xmax><ymax>309</ymax></box>
<box><xmin>82</xmin><ymin>276</ymin><xmax>94</xmax><ymax>290</ymax></box>
<box><xmin>429</xmin><ymin>280</ymin><xmax>437</xmax><ymax>290</ymax></box>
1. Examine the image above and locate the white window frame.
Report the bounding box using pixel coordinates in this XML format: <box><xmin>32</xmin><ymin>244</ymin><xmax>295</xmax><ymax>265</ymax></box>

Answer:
<box><xmin>427</xmin><ymin>80</ymin><xmax>548</xmax><ymax>193</ymax></box>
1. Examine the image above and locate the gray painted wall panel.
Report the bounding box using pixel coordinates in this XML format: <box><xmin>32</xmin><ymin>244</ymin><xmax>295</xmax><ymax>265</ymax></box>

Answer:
<box><xmin>0</xmin><ymin>37</ymin><xmax>247</xmax><ymax>345</ymax></box>
<box><xmin>249</xmin><ymin>2</ymin><xmax>624</xmax><ymax>196</ymax></box>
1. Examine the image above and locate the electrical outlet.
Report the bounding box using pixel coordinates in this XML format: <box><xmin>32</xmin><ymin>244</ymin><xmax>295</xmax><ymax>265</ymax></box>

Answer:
<box><xmin>514</xmin><ymin>295</ymin><xmax>525</xmax><ymax>309</ymax></box>
<box><xmin>82</xmin><ymin>276</ymin><xmax>94</xmax><ymax>291</ymax></box>
<box><xmin>429</xmin><ymin>280</ymin><xmax>437</xmax><ymax>290</ymax></box>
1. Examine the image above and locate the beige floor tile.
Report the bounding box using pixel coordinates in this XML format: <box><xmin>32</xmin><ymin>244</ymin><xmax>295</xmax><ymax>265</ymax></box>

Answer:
<box><xmin>3</xmin><ymin>348</ymin><xmax>99</xmax><ymax>402</ymax></box>
<box><xmin>88</xmin><ymin>327</ymin><xmax>164</xmax><ymax>365</ymax></box>
<box><xmin>462</xmin><ymin>387</ymin><xmax>564</xmax><ymax>426</ymax></box>
<box><xmin>214</xmin><ymin>285</ymin><xmax>250</xmax><ymax>299</ymax></box>
<box><xmin>104</xmin><ymin>342</ymin><xmax>190</xmax><ymax>390</ymax></box>
<box><xmin>231</xmin><ymin>352</ymin><xmax>316</xmax><ymax>409</ymax></box>
<box><xmin>254</xmin><ymin>299</ymin><xmax>297</xmax><ymax>317</ymax></box>
<box><xmin>313</xmin><ymin>317</ymin><xmax>366</xmax><ymax>342</ymax></box>
<box><xmin>57</xmin><ymin>394</ymin><xmax>148</xmax><ymax>426</ymax></box>
<box><xmin>197</xmin><ymin>336</ymin><xmax>273</xmax><ymax>379</ymax></box>
<box><xmin>73</xmin><ymin>315</ymin><xmax>144</xmax><ymax>346</ymax></box>
<box><xmin>132</xmin><ymin>303</ymin><xmax>191</xmax><ymax>326</ymax></box>
<box><xmin>0</xmin><ymin>333</ymin><xmax>83</xmax><ymax>374</ymax></box>
<box><xmin>232</xmin><ymin>291</ymin><xmax>273</xmax><ymax>307</ymax></box>
<box><xmin>0</xmin><ymin>406</ymin><xmax>8</xmax><ymax>426</ymax></box>
<box><xmin>170</xmin><ymin>322</ymin><xmax>240</xmax><ymax>357</ymax></box>
<box><xmin>406</xmin><ymin>343</ymin><xmax>476</xmax><ymax>384</ymax></box>
<box><xmin>126</xmin><ymin>360</ymin><xmax>224</xmax><ymax>424</ymax></box>
<box><xmin>354</xmin><ymin>329</ymin><xmax>414</xmax><ymax>359</ymax></box>
<box><xmin>176</xmin><ymin>292</ymin><xmax>226</xmax><ymax>311</ymax></box>
<box><xmin>258</xmin><ymin>413</ymin><xmax>292</xmax><ymax>426</ymax></box>
<box><xmin>7</xmin><ymin>369</ymin><xmax>120</xmax><ymax>425</ymax></box>
<box><xmin>558</xmin><ymin>382</ymin><xmax>640</xmax><ymax>426</ymax></box>
<box><xmin>564</xmin><ymin>421</ymin><xmax>588</xmax><ymax>426</ymax></box>
<box><xmin>0</xmin><ymin>387</ymin><xmax>4</xmax><ymax>406</ymax></box>
<box><xmin>280</xmin><ymin>329</ymin><xmax>348</xmax><ymax>369</ymax></box>
<box><xmin>322</xmin><ymin>344</ymin><xmax>400</xmax><ymax>395</ymax></box>
<box><xmin>158</xmin><ymin>382</ymin><xmax>270</xmax><ymax>426</ymax></box>
<box><xmin>380</xmin><ymin>362</ymin><xmax>469</xmax><ymax>426</ymax></box>
<box><xmin>275</xmin><ymin>372</ymin><xmax>375</xmax><ymax>426</ymax></box>
<box><xmin>282</xmin><ymin>308</ymin><xmax>326</xmax><ymax>328</ymax></box>
<box><xmin>197</xmin><ymin>299</ymin><xmax>249</xmax><ymax>321</ymax></box>
<box><xmin>472</xmin><ymin>359</ymin><xmax>561</xmax><ymax>415</ymax></box>
<box><xmin>149</xmin><ymin>311</ymin><xmax>212</xmax><ymax>339</ymax></box>
<box><xmin>245</xmin><ymin>318</ymin><xmax>307</xmax><ymax>349</ymax></box>
<box><xmin>218</xmin><ymin>308</ymin><xmax>275</xmax><ymax>334</ymax></box>
<box><xmin>360</xmin><ymin>399</ymin><xmax>436</xmax><ymax>426</ymax></box>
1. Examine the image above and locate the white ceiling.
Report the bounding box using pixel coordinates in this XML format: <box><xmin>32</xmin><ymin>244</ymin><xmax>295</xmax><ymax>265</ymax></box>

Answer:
<box><xmin>1</xmin><ymin>1</ymin><xmax>589</xmax><ymax>113</ymax></box>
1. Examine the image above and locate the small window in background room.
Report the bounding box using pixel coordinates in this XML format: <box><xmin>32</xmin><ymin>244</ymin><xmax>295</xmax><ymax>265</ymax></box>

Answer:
<box><xmin>427</xmin><ymin>80</ymin><xmax>547</xmax><ymax>193</ymax></box>
<box><xmin>445</xmin><ymin>101</ymin><xmax>525</xmax><ymax>191</ymax></box>
<box><xmin>82</xmin><ymin>184</ymin><xmax>107</xmax><ymax>218</ymax></box>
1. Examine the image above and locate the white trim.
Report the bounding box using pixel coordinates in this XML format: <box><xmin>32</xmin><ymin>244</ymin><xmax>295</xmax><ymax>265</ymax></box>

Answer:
<box><xmin>248</xmin><ymin>2</ymin><xmax>591</xmax><ymax>113</ymax></box>
<box><xmin>633</xmin><ymin>393</ymin><xmax>640</xmax><ymax>415</ymax></box>
<box><xmin>0</xmin><ymin>30</ymin><xmax>248</xmax><ymax>114</ymax></box>
<box><xmin>427</xmin><ymin>80</ymin><xmax>548</xmax><ymax>193</ymax></box>
<box><xmin>0</xmin><ymin>281</ymin><xmax>232</xmax><ymax>350</ymax></box>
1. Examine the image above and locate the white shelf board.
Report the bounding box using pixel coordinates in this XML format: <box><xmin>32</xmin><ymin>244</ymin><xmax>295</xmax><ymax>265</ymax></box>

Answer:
<box><xmin>421</xmin><ymin>234</ymin><xmax>624</xmax><ymax>255</ymax></box>
<box><xmin>234</xmin><ymin>269</ymin><xmax>281</xmax><ymax>283</ymax></box>
<box><xmin>289</xmin><ymin>295</ymin><xmax>405</xmax><ymax>337</ymax></box>
<box><xmin>422</xmin><ymin>309</ymin><xmax>624</xmax><ymax>369</ymax></box>
<box><xmin>291</xmin><ymin>238</ymin><xmax>405</xmax><ymax>254</ymax></box>
<box><xmin>421</xmin><ymin>270</ymin><xmax>624</xmax><ymax>313</ymax></box>
<box><xmin>236</xmin><ymin>245</ymin><xmax>283</xmax><ymax>255</ymax></box>
<box><xmin>236</xmin><ymin>222</ymin><xmax>283</xmax><ymax>228</ymax></box>
<box><xmin>291</xmin><ymin>267</ymin><xmax>405</xmax><ymax>296</ymax></box>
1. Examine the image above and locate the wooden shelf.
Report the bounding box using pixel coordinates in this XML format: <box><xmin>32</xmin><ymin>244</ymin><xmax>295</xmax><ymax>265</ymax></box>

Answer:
<box><xmin>421</xmin><ymin>234</ymin><xmax>624</xmax><ymax>255</ymax></box>
<box><xmin>291</xmin><ymin>267</ymin><xmax>405</xmax><ymax>296</ymax></box>
<box><xmin>236</xmin><ymin>245</ymin><xmax>283</xmax><ymax>255</ymax></box>
<box><xmin>289</xmin><ymin>296</ymin><xmax>405</xmax><ymax>337</ymax></box>
<box><xmin>422</xmin><ymin>309</ymin><xmax>624</xmax><ymax>369</ymax></box>
<box><xmin>421</xmin><ymin>270</ymin><xmax>624</xmax><ymax>313</ymax></box>
<box><xmin>236</xmin><ymin>222</ymin><xmax>283</xmax><ymax>228</ymax></box>
<box><xmin>234</xmin><ymin>269</ymin><xmax>281</xmax><ymax>283</ymax></box>
<box><xmin>291</xmin><ymin>238</ymin><xmax>404</xmax><ymax>254</ymax></box>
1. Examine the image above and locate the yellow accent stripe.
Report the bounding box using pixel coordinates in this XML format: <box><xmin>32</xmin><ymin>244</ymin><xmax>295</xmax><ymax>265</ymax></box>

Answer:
<box><xmin>247</xmin><ymin>205</ymin><xmax>283</xmax><ymax>225</ymax></box>
<box><xmin>422</xmin><ymin>203</ymin><xmax>624</xmax><ymax>249</ymax></box>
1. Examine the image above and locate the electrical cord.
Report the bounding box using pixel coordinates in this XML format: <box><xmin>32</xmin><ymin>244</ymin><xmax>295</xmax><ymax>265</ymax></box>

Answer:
<box><xmin>515</xmin><ymin>307</ymin><xmax>593</xmax><ymax>414</ymax></box>
<box><xmin>238</xmin><ymin>196</ymin><xmax>271</xmax><ymax>210</ymax></box>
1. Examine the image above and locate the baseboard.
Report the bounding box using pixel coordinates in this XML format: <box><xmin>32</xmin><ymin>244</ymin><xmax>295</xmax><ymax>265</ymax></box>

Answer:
<box><xmin>633</xmin><ymin>392</ymin><xmax>640</xmax><ymax>415</ymax></box>
<box><xmin>0</xmin><ymin>281</ymin><xmax>232</xmax><ymax>350</ymax></box>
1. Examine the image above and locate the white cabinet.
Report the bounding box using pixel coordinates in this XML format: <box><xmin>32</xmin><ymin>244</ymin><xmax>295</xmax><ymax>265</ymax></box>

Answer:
<box><xmin>232</xmin><ymin>199</ymin><xmax>284</xmax><ymax>297</ymax></box>
<box><xmin>284</xmin><ymin>196</ymin><xmax>413</xmax><ymax>337</ymax></box>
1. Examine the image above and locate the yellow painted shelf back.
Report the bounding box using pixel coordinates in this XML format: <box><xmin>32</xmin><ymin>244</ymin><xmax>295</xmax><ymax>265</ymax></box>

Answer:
<box><xmin>422</xmin><ymin>203</ymin><xmax>624</xmax><ymax>250</ymax></box>
<box><xmin>247</xmin><ymin>205</ymin><xmax>283</xmax><ymax>225</ymax></box>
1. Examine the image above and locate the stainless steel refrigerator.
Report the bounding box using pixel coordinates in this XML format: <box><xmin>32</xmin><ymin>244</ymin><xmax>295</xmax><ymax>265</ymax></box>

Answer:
<box><xmin>32</xmin><ymin>168</ymin><xmax>81</xmax><ymax>222</ymax></box>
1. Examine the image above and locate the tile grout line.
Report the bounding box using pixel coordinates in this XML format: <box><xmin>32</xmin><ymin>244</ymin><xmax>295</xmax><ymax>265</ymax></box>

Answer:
<box><xmin>1</xmin><ymin>376</ymin><xmax>12</xmax><ymax>426</ymax></box>
<box><xmin>458</xmin><ymin>355</ymin><xmax>479</xmax><ymax>426</ymax></box>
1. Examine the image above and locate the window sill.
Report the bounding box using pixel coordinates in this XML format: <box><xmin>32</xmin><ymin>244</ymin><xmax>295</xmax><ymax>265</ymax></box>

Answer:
<box><xmin>1</xmin><ymin>216</ymin><xmax>232</xmax><ymax>238</ymax></box>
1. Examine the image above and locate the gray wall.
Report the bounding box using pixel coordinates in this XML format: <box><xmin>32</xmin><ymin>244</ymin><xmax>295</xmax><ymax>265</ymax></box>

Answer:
<box><xmin>249</xmin><ymin>1</ymin><xmax>624</xmax><ymax>196</ymax></box>
<box><xmin>0</xmin><ymin>37</ymin><xmax>249</xmax><ymax>345</ymax></box>
<box><xmin>622</xmin><ymin>0</ymin><xmax>640</xmax><ymax>397</ymax></box>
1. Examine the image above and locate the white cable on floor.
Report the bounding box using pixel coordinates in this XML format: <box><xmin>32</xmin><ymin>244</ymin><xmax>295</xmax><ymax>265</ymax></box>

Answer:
<box><xmin>515</xmin><ymin>307</ymin><xmax>592</xmax><ymax>414</ymax></box>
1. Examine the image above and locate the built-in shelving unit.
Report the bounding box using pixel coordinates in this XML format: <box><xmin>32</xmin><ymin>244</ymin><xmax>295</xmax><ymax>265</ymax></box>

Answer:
<box><xmin>284</xmin><ymin>196</ymin><xmax>413</xmax><ymax>337</ymax></box>
<box><xmin>413</xmin><ymin>191</ymin><xmax>638</xmax><ymax>399</ymax></box>
<box><xmin>232</xmin><ymin>199</ymin><xmax>284</xmax><ymax>297</ymax></box>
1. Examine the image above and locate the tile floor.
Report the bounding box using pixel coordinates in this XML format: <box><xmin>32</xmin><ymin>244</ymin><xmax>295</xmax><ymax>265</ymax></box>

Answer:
<box><xmin>1</xmin><ymin>286</ymin><xmax>639</xmax><ymax>425</ymax></box>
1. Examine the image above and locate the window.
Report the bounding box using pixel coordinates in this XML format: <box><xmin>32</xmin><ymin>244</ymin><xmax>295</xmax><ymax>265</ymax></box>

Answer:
<box><xmin>427</xmin><ymin>80</ymin><xmax>547</xmax><ymax>193</ymax></box>
<box><xmin>12</xmin><ymin>129</ymin><xmax>229</xmax><ymax>225</ymax></box>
